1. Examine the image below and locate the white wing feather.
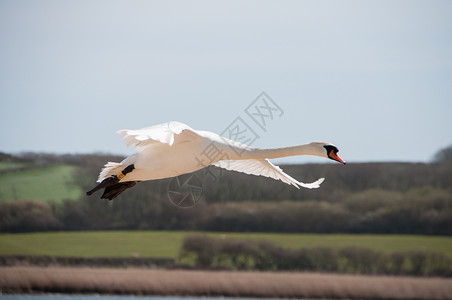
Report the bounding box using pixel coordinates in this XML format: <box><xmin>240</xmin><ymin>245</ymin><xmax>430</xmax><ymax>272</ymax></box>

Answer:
<box><xmin>213</xmin><ymin>159</ymin><xmax>324</xmax><ymax>189</ymax></box>
<box><xmin>117</xmin><ymin>121</ymin><xmax>200</xmax><ymax>149</ymax></box>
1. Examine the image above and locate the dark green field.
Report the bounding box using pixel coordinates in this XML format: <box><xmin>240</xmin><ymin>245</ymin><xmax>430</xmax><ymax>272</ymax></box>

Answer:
<box><xmin>1</xmin><ymin>231</ymin><xmax>451</xmax><ymax>259</ymax></box>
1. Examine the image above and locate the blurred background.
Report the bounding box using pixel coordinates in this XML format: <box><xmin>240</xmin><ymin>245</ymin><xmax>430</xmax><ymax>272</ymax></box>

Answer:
<box><xmin>1</xmin><ymin>0</ymin><xmax>451</xmax><ymax>162</ymax></box>
<box><xmin>1</xmin><ymin>0</ymin><xmax>452</xmax><ymax>296</ymax></box>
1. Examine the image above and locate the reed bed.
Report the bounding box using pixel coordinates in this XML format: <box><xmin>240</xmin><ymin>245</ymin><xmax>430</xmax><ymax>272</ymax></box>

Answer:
<box><xmin>1</xmin><ymin>266</ymin><xmax>452</xmax><ymax>299</ymax></box>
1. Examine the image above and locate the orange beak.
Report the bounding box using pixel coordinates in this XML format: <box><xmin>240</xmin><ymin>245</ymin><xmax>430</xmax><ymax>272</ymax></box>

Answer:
<box><xmin>329</xmin><ymin>150</ymin><xmax>346</xmax><ymax>164</ymax></box>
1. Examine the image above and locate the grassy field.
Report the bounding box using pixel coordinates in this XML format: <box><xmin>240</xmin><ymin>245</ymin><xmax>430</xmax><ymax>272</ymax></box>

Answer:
<box><xmin>0</xmin><ymin>164</ymin><xmax>82</xmax><ymax>203</ymax></box>
<box><xmin>1</xmin><ymin>231</ymin><xmax>451</xmax><ymax>258</ymax></box>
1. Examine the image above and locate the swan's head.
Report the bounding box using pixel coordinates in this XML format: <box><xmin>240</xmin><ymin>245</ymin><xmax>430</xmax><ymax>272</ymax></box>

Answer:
<box><xmin>311</xmin><ymin>142</ymin><xmax>346</xmax><ymax>164</ymax></box>
<box><xmin>324</xmin><ymin>144</ymin><xmax>346</xmax><ymax>164</ymax></box>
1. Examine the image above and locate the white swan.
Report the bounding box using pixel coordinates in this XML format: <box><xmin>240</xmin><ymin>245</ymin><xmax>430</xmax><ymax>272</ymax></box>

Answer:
<box><xmin>87</xmin><ymin>121</ymin><xmax>345</xmax><ymax>200</ymax></box>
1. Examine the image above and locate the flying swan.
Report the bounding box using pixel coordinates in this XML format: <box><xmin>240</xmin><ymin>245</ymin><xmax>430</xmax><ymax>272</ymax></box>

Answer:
<box><xmin>87</xmin><ymin>121</ymin><xmax>345</xmax><ymax>200</ymax></box>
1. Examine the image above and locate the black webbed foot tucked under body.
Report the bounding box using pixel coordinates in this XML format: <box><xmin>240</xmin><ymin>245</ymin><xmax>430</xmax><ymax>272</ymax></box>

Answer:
<box><xmin>86</xmin><ymin>176</ymin><xmax>120</xmax><ymax>196</ymax></box>
<box><xmin>86</xmin><ymin>164</ymin><xmax>137</xmax><ymax>200</ymax></box>
<box><xmin>101</xmin><ymin>181</ymin><xmax>138</xmax><ymax>200</ymax></box>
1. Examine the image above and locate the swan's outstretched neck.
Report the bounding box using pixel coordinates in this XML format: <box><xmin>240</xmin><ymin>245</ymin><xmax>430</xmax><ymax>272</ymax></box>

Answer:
<box><xmin>242</xmin><ymin>143</ymin><xmax>323</xmax><ymax>160</ymax></box>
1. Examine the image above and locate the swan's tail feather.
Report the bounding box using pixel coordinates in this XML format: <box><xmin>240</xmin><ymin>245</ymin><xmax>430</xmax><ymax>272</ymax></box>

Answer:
<box><xmin>97</xmin><ymin>162</ymin><xmax>125</xmax><ymax>183</ymax></box>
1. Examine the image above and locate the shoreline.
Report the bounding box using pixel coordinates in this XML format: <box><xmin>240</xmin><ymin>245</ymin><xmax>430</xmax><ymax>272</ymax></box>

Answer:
<box><xmin>1</xmin><ymin>266</ymin><xmax>452</xmax><ymax>299</ymax></box>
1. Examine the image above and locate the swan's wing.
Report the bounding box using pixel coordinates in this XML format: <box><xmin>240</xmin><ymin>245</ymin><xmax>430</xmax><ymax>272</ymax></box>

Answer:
<box><xmin>213</xmin><ymin>159</ymin><xmax>324</xmax><ymax>189</ymax></box>
<box><xmin>117</xmin><ymin>121</ymin><xmax>202</xmax><ymax>149</ymax></box>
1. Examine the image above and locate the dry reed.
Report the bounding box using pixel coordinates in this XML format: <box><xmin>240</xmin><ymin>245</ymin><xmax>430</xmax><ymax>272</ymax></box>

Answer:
<box><xmin>1</xmin><ymin>266</ymin><xmax>452</xmax><ymax>299</ymax></box>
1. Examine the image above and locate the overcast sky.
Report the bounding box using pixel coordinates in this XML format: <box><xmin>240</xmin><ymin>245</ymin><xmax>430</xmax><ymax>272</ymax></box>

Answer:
<box><xmin>1</xmin><ymin>0</ymin><xmax>451</xmax><ymax>163</ymax></box>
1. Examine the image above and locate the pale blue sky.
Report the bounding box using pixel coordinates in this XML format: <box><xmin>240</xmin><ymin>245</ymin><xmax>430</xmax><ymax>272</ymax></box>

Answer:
<box><xmin>1</xmin><ymin>0</ymin><xmax>451</xmax><ymax>163</ymax></box>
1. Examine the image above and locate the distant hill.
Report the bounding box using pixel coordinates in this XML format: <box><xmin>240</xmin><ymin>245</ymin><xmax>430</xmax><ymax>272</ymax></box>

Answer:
<box><xmin>2</xmin><ymin>151</ymin><xmax>451</xmax><ymax>203</ymax></box>
<box><xmin>0</xmin><ymin>152</ymin><xmax>121</xmax><ymax>204</ymax></box>
<box><xmin>0</xmin><ymin>163</ymin><xmax>81</xmax><ymax>203</ymax></box>
<box><xmin>0</xmin><ymin>152</ymin><xmax>451</xmax><ymax>234</ymax></box>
